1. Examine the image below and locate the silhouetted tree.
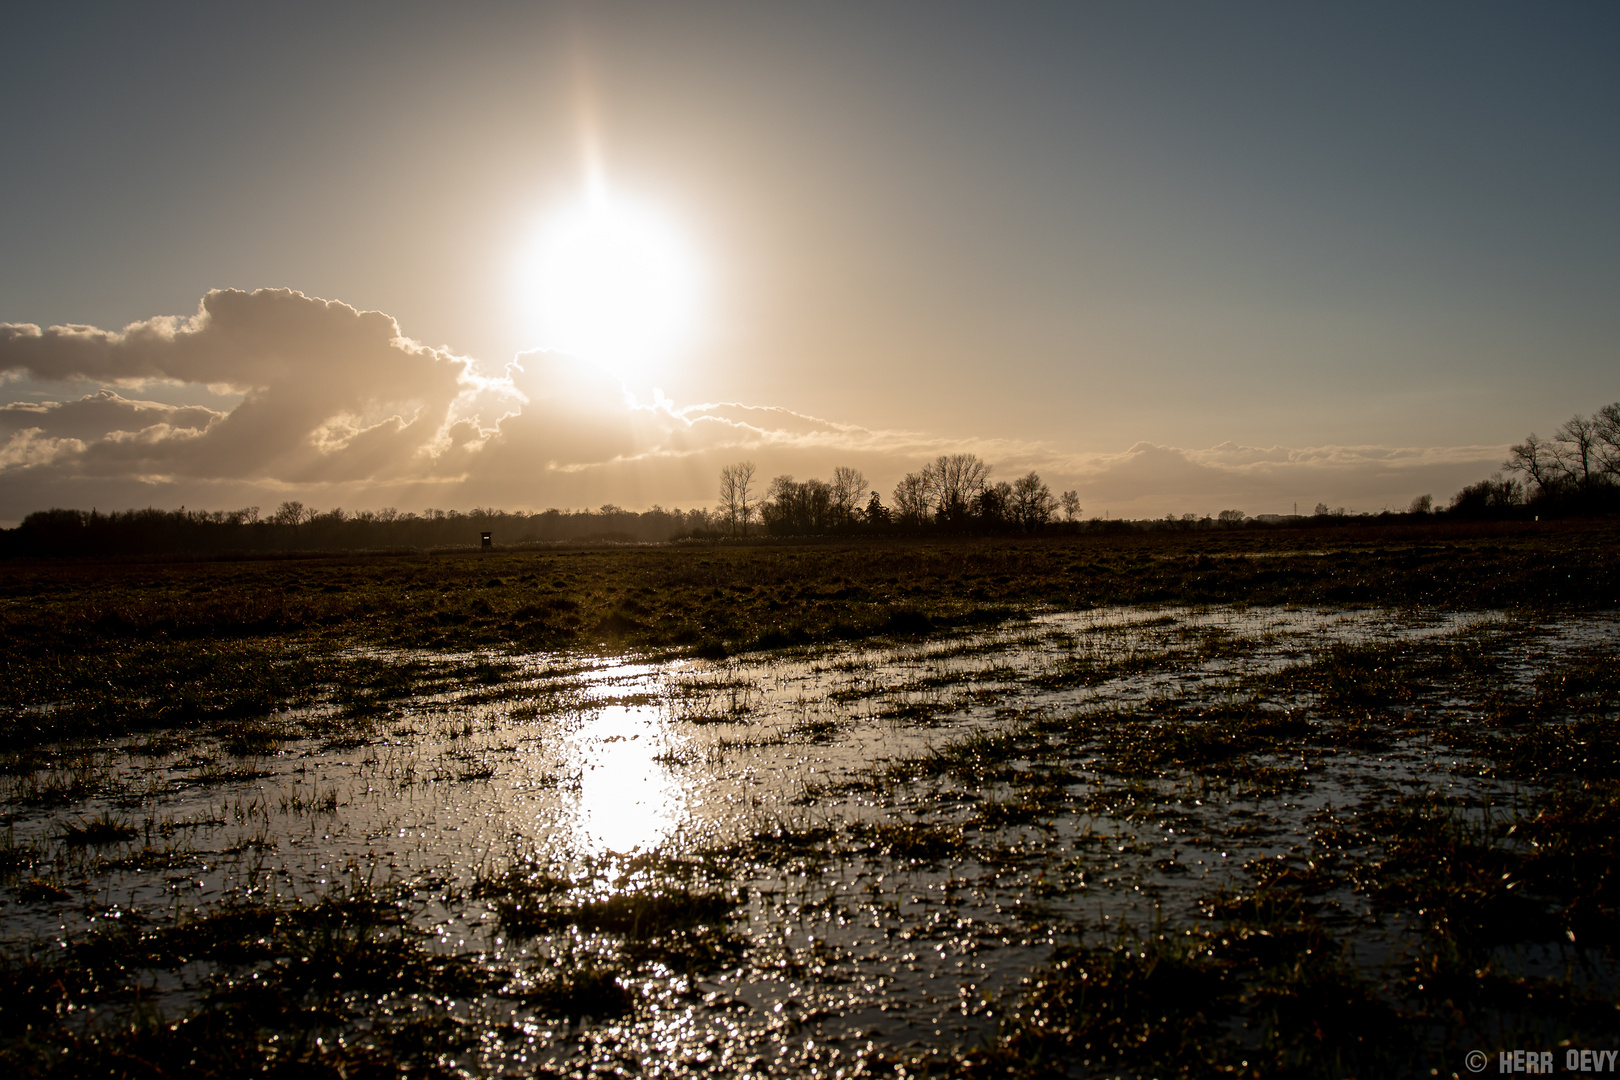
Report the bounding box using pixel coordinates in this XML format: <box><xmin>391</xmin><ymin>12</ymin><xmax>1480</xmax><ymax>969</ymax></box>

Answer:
<box><xmin>864</xmin><ymin>490</ymin><xmax>890</xmax><ymax>528</ymax></box>
<box><xmin>718</xmin><ymin>461</ymin><xmax>757</xmax><ymax>536</ymax></box>
<box><xmin>1449</xmin><ymin>473</ymin><xmax>1524</xmax><ymax>517</ymax></box>
<box><xmin>976</xmin><ymin>481</ymin><xmax>1014</xmax><ymax>529</ymax></box>
<box><xmin>1506</xmin><ymin>432</ymin><xmax>1557</xmax><ymax>494</ymax></box>
<box><xmin>1408</xmin><ymin>494</ymin><xmax>1433</xmax><ymax>514</ymax></box>
<box><xmin>761</xmin><ymin>476</ymin><xmax>793</xmax><ymax>534</ymax></box>
<box><xmin>272</xmin><ymin>500</ymin><xmax>308</xmax><ymax>528</ymax></box>
<box><xmin>829</xmin><ymin>466</ymin><xmax>868</xmax><ymax>527</ymax></box>
<box><xmin>1555</xmin><ymin>414</ymin><xmax>1602</xmax><ymax>491</ymax></box>
<box><xmin>892</xmin><ymin>472</ymin><xmax>931</xmax><ymax>528</ymax></box>
<box><xmin>1059</xmin><ymin>490</ymin><xmax>1081</xmax><ymax>522</ymax></box>
<box><xmin>1011</xmin><ymin>471</ymin><xmax>1057</xmax><ymax>530</ymax></box>
<box><xmin>1596</xmin><ymin>402</ymin><xmax>1620</xmax><ymax>477</ymax></box>
<box><xmin>761</xmin><ymin>475</ymin><xmax>835</xmax><ymax>534</ymax></box>
<box><xmin>1504</xmin><ymin>402</ymin><xmax>1620</xmax><ymax>507</ymax></box>
<box><xmin>923</xmin><ymin>453</ymin><xmax>990</xmax><ymax>525</ymax></box>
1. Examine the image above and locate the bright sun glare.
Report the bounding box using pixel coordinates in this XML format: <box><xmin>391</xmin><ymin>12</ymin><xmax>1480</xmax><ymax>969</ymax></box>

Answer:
<box><xmin>519</xmin><ymin>188</ymin><xmax>701</xmax><ymax>380</ymax></box>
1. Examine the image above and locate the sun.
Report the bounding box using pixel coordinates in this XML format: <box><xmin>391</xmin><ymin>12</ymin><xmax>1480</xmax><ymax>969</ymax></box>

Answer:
<box><xmin>518</xmin><ymin>188</ymin><xmax>701</xmax><ymax>381</ymax></box>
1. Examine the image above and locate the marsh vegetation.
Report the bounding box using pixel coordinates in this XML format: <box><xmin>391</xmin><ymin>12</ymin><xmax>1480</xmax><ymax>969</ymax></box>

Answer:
<box><xmin>1</xmin><ymin>523</ymin><xmax>1616</xmax><ymax>1077</ymax></box>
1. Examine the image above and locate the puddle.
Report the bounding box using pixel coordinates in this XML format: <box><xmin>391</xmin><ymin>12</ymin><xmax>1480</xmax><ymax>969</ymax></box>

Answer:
<box><xmin>3</xmin><ymin>604</ymin><xmax>1616</xmax><ymax>1075</ymax></box>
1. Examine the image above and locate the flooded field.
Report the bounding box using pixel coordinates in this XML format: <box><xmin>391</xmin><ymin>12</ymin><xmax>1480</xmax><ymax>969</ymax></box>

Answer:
<box><xmin>4</xmin><ymin>600</ymin><xmax>1618</xmax><ymax>1077</ymax></box>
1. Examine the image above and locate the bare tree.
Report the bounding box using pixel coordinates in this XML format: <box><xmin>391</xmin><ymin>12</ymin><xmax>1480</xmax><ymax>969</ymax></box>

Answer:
<box><xmin>829</xmin><ymin>466</ymin><xmax>868</xmax><ymax>525</ymax></box>
<box><xmin>763</xmin><ymin>475</ymin><xmax>835</xmax><ymax>534</ymax></box>
<box><xmin>1505</xmin><ymin>404</ymin><xmax>1620</xmax><ymax>498</ymax></box>
<box><xmin>1554</xmin><ymin>414</ymin><xmax>1601</xmax><ymax>491</ymax></box>
<box><xmin>1595</xmin><ymin>402</ymin><xmax>1620</xmax><ymax>478</ymax></box>
<box><xmin>892</xmin><ymin>472</ymin><xmax>931</xmax><ymax>527</ymax></box>
<box><xmin>718</xmin><ymin>468</ymin><xmax>741</xmax><ymax>535</ymax></box>
<box><xmin>1450</xmin><ymin>473</ymin><xmax>1525</xmax><ymax>515</ymax></box>
<box><xmin>272</xmin><ymin>500</ymin><xmax>308</xmax><ymax>528</ymax></box>
<box><xmin>804</xmin><ymin>478</ymin><xmax>834</xmax><ymax>530</ymax></box>
<box><xmin>1059</xmin><ymin>490</ymin><xmax>1081</xmax><ymax>522</ymax></box>
<box><xmin>1010</xmin><ymin>471</ymin><xmax>1058</xmax><ymax>530</ymax></box>
<box><xmin>923</xmin><ymin>453</ymin><xmax>991</xmax><ymax>524</ymax></box>
<box><xmin>761</xmin><ymin>475</ymin><xmax>795</xmax><ymax>534</ymax></box>
<box><xmin>718</xmin><ymin>461</ymin><xmax>757</xmax><ymax>536</ymax></box>
<box><xmin>1408</xmin><ymin>494</ymin><xmax>1433</xmax><ymax>514</ymax></box>
<box><xmin>736</xmin><ymin>462</ymin><xmax>757</xmax><ymax>533</ymax></box>
<box><xmin>1505</xmin><ymin>432</ymin><xmax>1556</xmax><ymax>493</ymax></box>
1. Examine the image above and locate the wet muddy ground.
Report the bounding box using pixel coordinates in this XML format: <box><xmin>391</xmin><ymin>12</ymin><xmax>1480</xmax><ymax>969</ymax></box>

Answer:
<box><xmin>4</xmin><ymin>598</ymin><xmax>1618</xmax><ymax>1077</ymax></box>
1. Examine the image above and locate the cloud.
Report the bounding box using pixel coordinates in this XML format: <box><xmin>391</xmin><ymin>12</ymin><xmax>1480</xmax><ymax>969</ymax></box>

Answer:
<box><xmin>0</xmin><ymin>429</ymin><xmax>84</xmax><ymax>471</ymax></box>
<box><xmin>0</xmin><ymin>389</ymin><xmax>221</xmax><ymax>443</ymax></box>
<box><xmin>0</xmin><ymin>289</ymin><xmax>485</xmax><ymax>488</ymax></box>
<box><xmin>1043</xmin><ymin>440</ymin><xmax>1509</xmax><ymax>517</ymax></box>
<box><xmin>0</xmin><ymin>289</ymin><xmax>1512</xmax><ymax>521</ymax></box>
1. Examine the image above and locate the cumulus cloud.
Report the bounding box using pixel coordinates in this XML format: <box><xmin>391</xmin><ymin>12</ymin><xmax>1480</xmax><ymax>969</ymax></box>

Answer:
<box><xmin>0</xmin><ymin>289</ymin><xmax>485</xmax><ymax>488</ymax></box>
<box><xmin>0</xmin><ymin>389</ymin><xmax>221</xmax><ymax>443</ymax></box>
<box><xmin>0</xmin><ymin>288</ymin><xmax>1510</xmax><ymax>521</ymax></box>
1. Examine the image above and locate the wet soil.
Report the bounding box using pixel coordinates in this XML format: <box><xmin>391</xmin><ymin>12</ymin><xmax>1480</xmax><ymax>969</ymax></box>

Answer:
<box><xmin>1</xmin><ymin>527</ymin><xmax>1617</xmax><ymax>1077</ymax></box>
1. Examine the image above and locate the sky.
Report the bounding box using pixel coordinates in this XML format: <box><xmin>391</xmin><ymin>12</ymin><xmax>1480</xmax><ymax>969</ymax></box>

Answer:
<box><xmin>1</xmin><ymin>2</ymin><xmax>1616</xmax><ymax>524</ymax></box>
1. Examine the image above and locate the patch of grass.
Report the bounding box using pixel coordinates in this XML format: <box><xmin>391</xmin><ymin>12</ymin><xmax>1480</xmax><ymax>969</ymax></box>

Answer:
<box><xmin>786</xmin><ymin>714</ymin><xmax>842</xmax><ymax>742</ymax></box>
<box><xmin>59</xmin><ymin>811</ymin><xmax>138</xmax><ymax>846</ymax></box>
<box><xmin>13</xmin><ymin>877</ymin><xmax>72</xmax><ymax>903</ymax></box>
<box><xmin>477</xmin><ymin>856</ymin><xmax>744</xmax><ymax>975</ymax></box>
<box><xmin>6</xmin><ymin>769</ymin><xmax>105</xmax><ymax>808</ymax></box>
<box><xmin>214</xmin><ymin>714</ymin><xmax>297</xmax><ymax>756</ymax></box>
<box><xmin>1259</xmin><ymin>640</ymin><xmax>1422</xmax><ymax>711</ymax></box>
<box><xmin>502</xmin><ymin>966</ymin><xmax>635</xmax><ymax>1021</ymax></box>
<box><xmin>961</xmin><ymin>904</ymin><xmax>1610</xmax><ymax>1078</ymax></box>
<box><xmin>971</xmin><ymin>784</ymin><xmax>1070</xmax><ymax>829</ymax></box>
<box><xmin>1087</xmin><ymin>703</ymin><xmax>1313</xmax><ymax>777</ymax></box>
<box><xmin>1350</xmin><ymin>789</ymin><xmax>1620</xmax><ymax>950</ymax></box>
<box><xmin>0</xmin><ymin>882</ymin><xmax>496</xmax><ymax>1078</ymax></box>
<box><xmin>888</xmin><ymin>726</ymin><xmax>1046</xmax><ymax>784</ymax></box>
<box><xmin>853</xmin><ymin>821</ymin><xmax>966</xmax><ymax>864</ymax></box>
<box><xmin>0</xmin><ymin>829</ymin><xmax>44</xmax><ymax>880</ymax></box>
<box><xmin>494</xmin><ymin>881</ymin><xmax>738</xmax><ymax>941</ymax></box>
<box><xmin>714</xmin><ymin>825</ymin><xmax>841</xmax><ymax>868</ymax></box>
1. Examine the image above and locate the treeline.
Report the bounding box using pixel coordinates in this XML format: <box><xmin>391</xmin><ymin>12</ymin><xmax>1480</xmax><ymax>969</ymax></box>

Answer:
<box><xmin>715</xmin><ymin>456</ymin><xmax>1081</xmax><ymax>536</ymax></box>
<box><xmin>0</xmin><ymin>502</ymin><xmax>722</xmax><ymax>558</ymax></box>
<box><xmin>722</xmin><ymin>455</ymin><xmax>1466</xmax><ymax>537</ymax></box>
<box><xmin>1452</xmin><ymin>400</ymin><xmax>1620</xmax><ymax>518</ymax></box>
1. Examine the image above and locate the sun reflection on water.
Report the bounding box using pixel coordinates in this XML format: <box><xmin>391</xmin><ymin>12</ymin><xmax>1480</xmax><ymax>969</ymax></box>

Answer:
<box><xmin>566</xmin><ymin>704</ymin><xmax>686</xmax><ymax>855</ymax></box>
